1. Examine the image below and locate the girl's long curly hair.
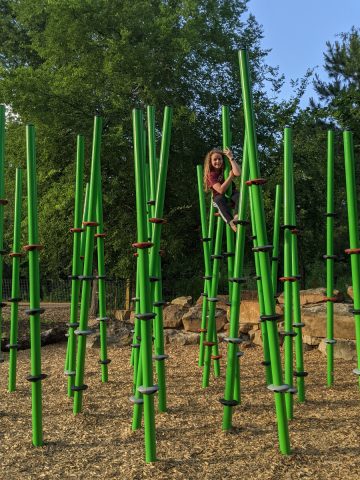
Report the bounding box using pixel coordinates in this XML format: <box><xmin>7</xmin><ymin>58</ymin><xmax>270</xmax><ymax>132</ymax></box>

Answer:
<box><xmin>203</xmin><ymin>148</ymin><xmax>224</xmax><ymax>192</ymax></box>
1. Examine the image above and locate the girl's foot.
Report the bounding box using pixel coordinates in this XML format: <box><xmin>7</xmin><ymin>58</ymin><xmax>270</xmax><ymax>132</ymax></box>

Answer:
<box><xmin>229</xmin><ymin>220</ymin><xmax>237</xmax><ymax>233</ymax></box>
<box><xmin>233</xmin><ymin>214</ymin><xmax>239</xmax><ymax>222</ymax></box>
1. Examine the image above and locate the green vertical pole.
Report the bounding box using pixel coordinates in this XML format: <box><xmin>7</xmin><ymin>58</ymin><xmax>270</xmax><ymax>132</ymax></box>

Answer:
<box><xmin>324</xmin><ymin>130</ymin><xmax>336</xmax><ymax>387</ymax></box>
<box><xmin>202</xmin><ymin>110</ymin><xmax>235</xmax><ymax>383</ymax></box>
<box><xmin>145</xmin><ymin>163</ymin><xmax>152</xmax><ymax>241</ymax></box>
<box><xmin>282</xmin><ymin>127</ymin><xmax>295</xmax><ymax>420</ymax></box>
<box><xmin>289</xmin><ymin>149</ymin><xmax>306</xmax><ymax>403</ymax></box>
<box><xmin>249</xmin><ymin>189</ymin><xmax>272</xmax><ymax>386</ymax></box>
<box><xmin>73</xmin><ymin>116</ymin><xmax>102</xmax><ymax>414</ymax></box>
<box><xmin>325</xmin><ymin>130</ymin><xmax>336</xmax><ymax>386</ymax></box>
<box><xmin>239</xmin><ymin>48</ymin><xmax>290</xmax><ymax>454</ymax></box>
<box><xmin>8</xmin><ymin>168</ymin><xmax>23</xmax><ymax>392</ymax></box>
<box><xmin>197</xmin><ymin>166</ymin><xmax>212</xmax><ymax>367</ymax></box>
<box><xmin>131</xmin><ymin>265</ymin><xmax>141</xmax><ymax>379</ymax></box>
<box><xmin>343</xmin><ymin>130</ymin><xmax>360</xmax><ymax>388</ymax></box>
<box><xmin>25</xmin><ymin>124</ymin><xmax>45</xmax><ymax>446</ymax></box>
<box><xmin>222</xmin><ymin>135</ymin><xmax>249</xmax><ymax>429</ymax></box>
<box><xmin>272</xmin><ymin>185</ymin><xmax>282</xmax><ymax>294</ymax></box>
<box><xmin>202</xmin><ymin>215</ymin><xmax>223</xmax><ymax>387</ymax></box>
<box><xmin>80</xmin><ymin>183</ymin><xmax>90</xmax><ymax>262</ymax></box>
<box><xmin>132</xmin><ymin>108</ymin><xmax>157</xmax><ymax>463</ymax></box>
<box><xmin>148</xmin><ymin>107</ymin><xmax>172</xmax><ymax>414</ymax></box>
<box><xmin>65</xmin><ymin>181</ymin><xmax>89</xmax><ymax>374</ymax></box>
<box><xmin>96</xmin><ymin>166</ymin><xmax>110</xmax><ymax>382</ymax></box>
<box><xmin>0</xmin><ymin>105</ymin><xmax>6</xmax><ymax>364</ymax></box>
<box><xmin>222</xmin><ymin>106</ymin><xmax>235</xmax><ymax>301</ymax></box>
<box><xmin>208</xmin><ymin>201</ymin><xmax>216</xmax><ymax>256</ymax></box>
<box><xmin>147</xmin><ymin>106</ymin><xmax>157</xmax><ymax>220</ymax></box>
<box><xmin>65</xmin><ymin>135</ymin><xmax>84</xmax><ymax>397</ymax></box>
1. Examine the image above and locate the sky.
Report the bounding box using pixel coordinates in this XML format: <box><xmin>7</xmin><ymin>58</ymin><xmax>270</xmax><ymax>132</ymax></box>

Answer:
<box><xmin>248</xmin><ymin>0</ymin><xmax>360</xmax><ymax>106</ymax></box>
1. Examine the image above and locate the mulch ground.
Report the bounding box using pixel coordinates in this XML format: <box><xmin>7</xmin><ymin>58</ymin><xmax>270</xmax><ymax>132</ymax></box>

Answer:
<box><xmin>0</xmin><ymin>341</ymin><xmax>360</xmax><ymax>479</ymax></box>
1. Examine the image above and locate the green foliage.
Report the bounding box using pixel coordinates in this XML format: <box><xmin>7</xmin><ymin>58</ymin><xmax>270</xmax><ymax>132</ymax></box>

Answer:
<box><xmin>0</xmin><ymin>0</ymin><xmax>299</xmax><ymax>287</ymax></box>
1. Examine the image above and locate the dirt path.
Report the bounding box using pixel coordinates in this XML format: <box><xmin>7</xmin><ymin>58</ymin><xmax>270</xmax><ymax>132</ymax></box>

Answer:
<box><xmin>0</xmin><ymin>343</ymin><xmax>359</xmax><ymax>479</ymax></box>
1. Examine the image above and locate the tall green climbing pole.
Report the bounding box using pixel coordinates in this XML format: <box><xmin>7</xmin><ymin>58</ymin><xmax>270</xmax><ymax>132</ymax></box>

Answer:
<box><xmin>271</xmin><ymin>184</ymin><xmax>282</xmax><ymax>294</ymax></box>
<box><xmin>96</xmin><ymin>158</ymin><xmax>110</xmax><ymax>382</ymax></box>
<box><xmin>65</xmin><ymin>135</ymin><xmax>84</xmax><ymax>397</ymax></box>
<box><xmin>0</xmin><ymin>105</ymin><xmax>6</xmax><ymax>365</ymax></box>
<box><xmin>131</xmin><ymin>108</ymin><xmax>157</xmax><ymax>463</ymax></box>
<box><xmin>73</xmin><ymin>116</ymin><xmax>102</xmax><ymax>414</ymax></box>
<box><xmin>221</xmin><ymin>134</ymin><xmax>249</xmax><ymax>429</ymax></box>
<box><xmin>282</xmin><ymin>127</ymin><xmax>296</xmax><ymax>419</ymax></box>
<box><xmin>148</xmin><ymin>106</ymin><xmax>172</xmax><ymax>413</ymax></box>
<box><xmin>249</xmin><ymin>187</ymin><xmax>272</xmax><ymax>386</ymax></box>
<box><xmin>25</xmin><ymin>124</ymin><xmax>46</xmax><ymax>446</ymax></box>
<box><xmin>202</xmin><ymin>108</ymin><xmax>234</xmax><ymax>387</ymax></box>
<box><xmin>239</xmin><ymin>48</ymin><xmax>290</xmax><ymax>454</ymax></box>
<box><xmin>289</xmin><ymin>137</ymin><xmax>306</xmax><ymax>403</ymax></box>
<box><xmin>8</xmin><ymin>168</ymin><xmax>23</xmax><ymax>392</ymax></box>
<box><xmin>343</xmin><ymin>130</ymin><xmax>360</xmax><ymax>387</ymax></box>
<box><xmin>222</xmin><ymin>106</ymin><xmax>235</xmax><ymax>301</ymax></box>
<box><xmin>197</xmin><ymin>165</ymin><xmax>212</xmax><ymax>367</ymax></box>
<box><xmin>324</xmin><ymin>130</ymin><xmax>336</xmax><ymax>386</ymax></box>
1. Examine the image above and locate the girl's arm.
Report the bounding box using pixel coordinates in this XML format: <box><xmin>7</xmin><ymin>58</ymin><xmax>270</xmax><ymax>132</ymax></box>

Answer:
<box><xmin>212</xmin><ymin>171</ymin><xmax>234</xmax><ymax>195</ymax></box>
<box><xmin>224</xmin><ymin>148</ymin><xmax>241</xmax><ymax>177</ymax></box>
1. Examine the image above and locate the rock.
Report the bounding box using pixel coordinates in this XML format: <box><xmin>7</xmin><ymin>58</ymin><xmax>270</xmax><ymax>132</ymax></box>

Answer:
<box><xmin>163</xmin><ymin>303</ymin><xmax>189</xmax><ymax>329</ymax></box>
<box><xmin>302</xmin><ymin>334</ymin><xmax>321</xmax><ymax>346</ymax></box>
<box><xmin>41</xmin><ymin>327</ymin><xmax>66</xmax><ymax>346</ymax></box>
<box><xmin>302</xmin><ymin>303</ymin><xmax>355</xmax><ymax>339</ymax></box>
<box><xmin>114</xmin><ymin>309</ymin><xmax>132</xmax><ymax>322</ymax></box>
<box><xmin>196</xmin><ymin>294</ymin><xmax>229</xmax><ymax>311</ymax></box>
<box><xmin>182</xmin><ymin>304</ymin><xmax>227</xmax><ymax>332</ymax></box>
<box><xmin>88</xmin><ymin>321</ymin><xmax>133</xmax><ymax>348</ymax></box>
<box><xmin>278</xmin><ymin>287</ymin><xmax>343</xmax><ymax>305</ymax></box>
<box><xmin>3</xmin><ymin>325</ymin><xmax>68</xmax><ymax>351</ymax></box>
<box><xmin>235</xmin><ymin>300</ymin><xmax>283</xmax><ymax>324</ymax></box>
<box><xmin>318</xmin><ymin>338</ymin><xmax>357</xmax><ymax>361</ymax></box>
<box><xmin>239</xmin><ymin>323</ymin><xmax>254</xmax><ymax>334</ymax></box>
<box><xmin>248</xmin><ymin>328</ymin><xmax>262</xmax><ymax>346</ymax></box>
<box><xmin>170</xmin><ymin>296</ymin><xmax>192</xmax><ymax>308</ymax></box>
<box><xmin>163</xmin><ymin>329</ymin><xmax>179</xmax><ymax>344</ymax></box>
<box><xmin>303</xmin><ymin>343</ymin><xmax>317</xmax><ymax>352</ymax></box>
<box><xmin>168</xmin><ymin>331</ymin><xmax>199</xmax><ymax>346</ymax></box>
<box><xmin>347</xmin><ymin>286</ymin><xmax>354</xmax><ymax>300</ymax></box>
<box><xmin>223</xmin><ymin>322</ymin><xmax>257</xmax><ymax>337</ymax></box>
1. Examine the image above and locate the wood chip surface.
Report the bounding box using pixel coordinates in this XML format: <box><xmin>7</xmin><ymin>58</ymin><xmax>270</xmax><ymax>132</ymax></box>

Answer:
<box><xmin>1</xmin><ymin>342</ymin><xmax>360</xmax><ymax>479</ymax></box>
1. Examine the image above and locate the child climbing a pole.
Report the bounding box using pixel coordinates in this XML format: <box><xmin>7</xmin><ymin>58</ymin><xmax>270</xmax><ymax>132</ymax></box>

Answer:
<box><xmin>203</xmin><ymin>148</ymin><xmax>241</xmax><ymax>232</ymax></box>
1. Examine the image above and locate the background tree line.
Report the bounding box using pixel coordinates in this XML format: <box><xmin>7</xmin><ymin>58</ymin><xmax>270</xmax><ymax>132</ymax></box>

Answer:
<box><xmin>0</xmin><ymin>0</ymin><xmax>358</xmax><ymax>298</ymax></box>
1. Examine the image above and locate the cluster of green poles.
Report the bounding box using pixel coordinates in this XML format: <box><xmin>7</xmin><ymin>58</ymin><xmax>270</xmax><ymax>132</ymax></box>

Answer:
<box><xmin>3</xmin><ymin>50</ymin><xmax>360</xmax><ymax>462</ymax></box>
<box><xmin>130</xmin><ymin>106</ymin><xmax>172</xmax><ymax>463</ymax></box>
<box><xmin>64</xmin><ymin>119</ymin><xmax>110</xmax><ymax>404</ymax></box>
<box><xmin>64</xmin><ymin>116</ymin><xmax>111</xmax><ymax>414</ymax></box>
<box><xmin>196</xmin><ymin>50</ymin><xmax>312</xmax><ymax>454</ymax></box>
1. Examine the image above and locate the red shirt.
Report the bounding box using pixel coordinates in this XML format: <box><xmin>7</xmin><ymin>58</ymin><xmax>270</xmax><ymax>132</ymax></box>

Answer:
<box><xmin>207</xmin><ymin>168</ymin><xmax>224</xmax><ymax>196</ymax></box>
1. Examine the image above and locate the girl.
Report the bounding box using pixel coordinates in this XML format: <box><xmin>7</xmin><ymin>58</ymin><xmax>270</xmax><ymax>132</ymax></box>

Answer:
<box><xmin>204</xmin><ymin>147</ymin><xmax>241</xmax><ymax>232</ymax></box>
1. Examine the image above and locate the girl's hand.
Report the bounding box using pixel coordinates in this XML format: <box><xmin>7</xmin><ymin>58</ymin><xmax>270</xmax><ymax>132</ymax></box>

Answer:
<box><xmin>223</xmin><ymin>147</ymin><xmax>234</xmax><ymax>160</ymax></box>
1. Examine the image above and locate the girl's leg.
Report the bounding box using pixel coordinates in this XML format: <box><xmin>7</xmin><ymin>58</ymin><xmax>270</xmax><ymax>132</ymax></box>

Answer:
<box><xmin>213</xmin><ymin>194</ymin><xmax>233</xmax><ymax>224</ymax></box>
<box><xmin>231</xmin><ymin>191</ymin><xmax>240</xmax><ymax>213</ymax></box>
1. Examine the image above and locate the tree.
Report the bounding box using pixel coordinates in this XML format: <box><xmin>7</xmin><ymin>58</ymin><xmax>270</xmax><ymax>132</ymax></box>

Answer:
<box><xmin>0</xmin><ymin>0</ymin><xmax>300</xmax><ymax>295</ymax></box>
